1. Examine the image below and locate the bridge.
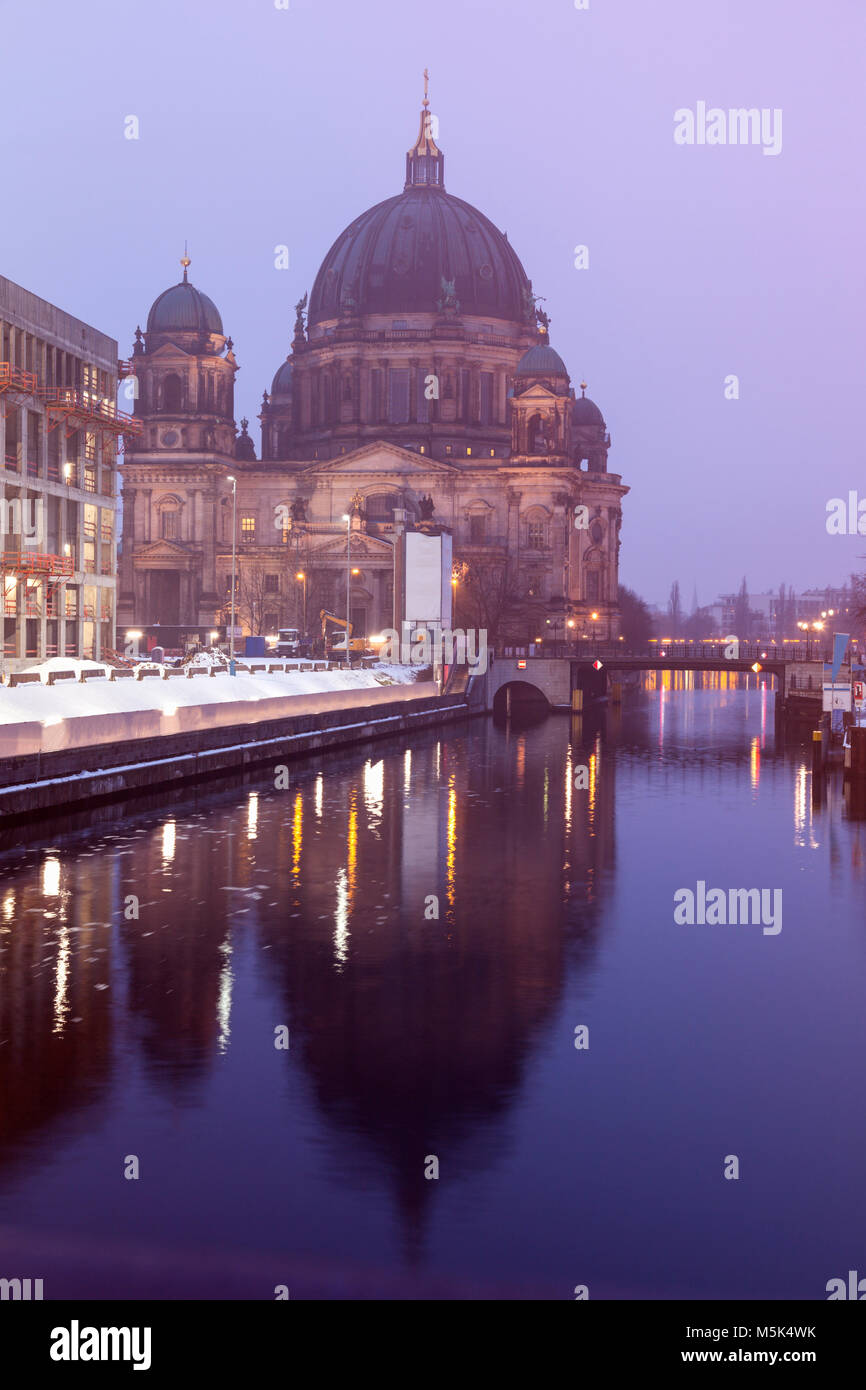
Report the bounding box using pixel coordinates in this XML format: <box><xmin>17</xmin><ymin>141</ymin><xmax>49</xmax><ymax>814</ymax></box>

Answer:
<box><xmin>485</xmin><ymin>642</ymin><xmax>831</xmax><ymax>713</ymax></box>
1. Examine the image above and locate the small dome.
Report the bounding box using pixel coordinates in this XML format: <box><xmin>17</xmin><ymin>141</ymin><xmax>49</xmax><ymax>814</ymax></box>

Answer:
<box><xmin>234</xmin><ymin>418</ymin><xmax>256</xmax><ymax>462</ymax></box>
<box><xmin>572</xmin><ymin>390</ymin><xmax>605</xmax><ymax>426</ymax></box>
<box><xmin>515</xmin><ymin>343</ymin><xmax>569</xmax><ymax>378</ymax></box>
<box><xmin>147</xmin><ymin>279</ymin><xmax>223</xmax><ymax>336</ymax></box>
<box><xmin>270</xmin><ymin>359</ymin><xmax>293</xmax><ymax>397</ymax></box>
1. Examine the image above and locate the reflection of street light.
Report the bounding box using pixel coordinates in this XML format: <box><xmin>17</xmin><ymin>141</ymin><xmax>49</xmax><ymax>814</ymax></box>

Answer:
<box><xmin>227</xmin><ymin>475</ymin><xmax>237</xmax><ymax>667</ymax></box>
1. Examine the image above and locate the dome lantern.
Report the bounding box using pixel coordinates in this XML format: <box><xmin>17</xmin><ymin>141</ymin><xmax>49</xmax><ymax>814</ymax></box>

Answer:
<box><xmin>405</xmin><ymin>68</ymin><xmax>445</xmax><ymax>191</ymax></box>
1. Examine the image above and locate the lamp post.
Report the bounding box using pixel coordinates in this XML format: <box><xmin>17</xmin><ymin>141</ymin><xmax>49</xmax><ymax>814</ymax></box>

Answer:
<box><xmin>342</xmin><ymin>512</ymin><xmax>351</xmax><ymax>667</ymax></box>
<box><xmin>227</xmin><ymin>475</ymin><xmax>237</xmax><ymax>668</ymax></box>
<box><xmin>296</xmin><ymin>570</ymin><xmax>306</xmax><ymax>636</ymax></box>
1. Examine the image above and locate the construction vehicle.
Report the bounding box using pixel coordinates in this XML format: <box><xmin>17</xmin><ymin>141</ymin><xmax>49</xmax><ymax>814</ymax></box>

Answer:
<box><xmin>320</xmin><ymin>609</ymin><xmax>368</xmax><ymax>655</ymax></box>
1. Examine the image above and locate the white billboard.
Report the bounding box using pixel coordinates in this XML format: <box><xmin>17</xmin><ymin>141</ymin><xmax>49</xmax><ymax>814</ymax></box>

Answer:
<box><xmin>404</xmin><ymin>531</ymin><xmax>452</xmax><ymax>627</ymax></box>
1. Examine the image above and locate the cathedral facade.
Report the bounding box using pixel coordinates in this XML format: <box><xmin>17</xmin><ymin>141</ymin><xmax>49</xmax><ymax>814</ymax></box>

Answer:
<box><xmin>118</xmin><ymin>91</ymin><xmax>628</xmax><ymax>647</ymax></box>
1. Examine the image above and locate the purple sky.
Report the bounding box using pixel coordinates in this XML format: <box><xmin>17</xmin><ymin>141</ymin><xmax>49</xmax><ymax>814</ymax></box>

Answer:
<box><xmin>2</xmin><ymin>0</ymin><xmax>864</xmax><ymax>608</ymax></box>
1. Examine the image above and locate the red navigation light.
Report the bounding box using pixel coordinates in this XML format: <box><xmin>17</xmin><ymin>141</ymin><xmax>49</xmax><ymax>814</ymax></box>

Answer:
<box><xmin>592</xmin><ymin>660</ymin><xmax>603</xmax><ymax>671</ymax></box>
<box><xmin>517</xmin><ymin>660</ymin><xmax>526</xmax><ymax>670</ymax></box>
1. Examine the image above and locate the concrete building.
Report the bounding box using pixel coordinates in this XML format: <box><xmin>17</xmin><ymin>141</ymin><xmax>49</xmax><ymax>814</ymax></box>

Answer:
<box><xmin>0</xmin><ymin>275</ymin><xmax>130</xmax><ymax>671</ymax></box>
<box><xmin>120</xmin><ymin>86</ymin><xmax>629</xmax><ymax>649</ymax></box>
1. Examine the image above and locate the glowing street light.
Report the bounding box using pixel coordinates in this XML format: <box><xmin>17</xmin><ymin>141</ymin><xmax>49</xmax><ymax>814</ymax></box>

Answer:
<box><xmin>227</xmin><ymin>475</ymin><xmax>237</xmax><ymax>667</ymax></box>
<box><xmin>342</xmin><ymin>513</ymin><xmax>351</xmax><ymax>667</ymax></box>
<box><xmin>295</xmin><ymin>570</ymin><xmax>307</xmax><ymax>633</ymax></box>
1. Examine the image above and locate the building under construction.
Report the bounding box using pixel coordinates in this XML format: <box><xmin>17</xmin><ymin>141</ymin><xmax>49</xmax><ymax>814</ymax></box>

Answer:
<box><xmin>0</xmin><ymin>275</ymin><xmax>139</xmax><ymax>672</ymax></box>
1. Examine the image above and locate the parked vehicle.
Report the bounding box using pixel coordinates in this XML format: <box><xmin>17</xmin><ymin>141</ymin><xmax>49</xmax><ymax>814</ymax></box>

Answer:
<box><xmin>270</xmin><ymin>628</ymin><xmax>301</xmax><ymax>657</ymax></box>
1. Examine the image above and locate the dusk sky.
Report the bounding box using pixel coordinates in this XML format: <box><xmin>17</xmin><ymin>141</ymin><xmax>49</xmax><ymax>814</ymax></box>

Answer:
<box><xmin>3</xmin><ymin>0</ymin><xmax>863</xmax><ymax>607</ymax></box>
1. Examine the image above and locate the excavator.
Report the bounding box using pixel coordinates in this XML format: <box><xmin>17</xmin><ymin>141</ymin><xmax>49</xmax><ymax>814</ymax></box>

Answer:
<box><xmin>320</xmin><ymin>609</ymin><xmax>368</xmax><ymax>656</ymax></box>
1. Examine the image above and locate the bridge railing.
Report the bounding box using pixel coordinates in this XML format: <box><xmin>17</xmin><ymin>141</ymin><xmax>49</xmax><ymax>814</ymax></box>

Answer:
<box><xmin>497</xmin><ymin>642</ymin><xmax>824</xmax><ymax>663</ymax></box>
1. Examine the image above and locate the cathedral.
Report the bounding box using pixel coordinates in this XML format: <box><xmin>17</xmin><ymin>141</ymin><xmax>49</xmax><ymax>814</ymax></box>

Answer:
<box><xmin>118</xmin><ymin>83</ymin><xmax>628</xmax><ymax>648</ymax></box>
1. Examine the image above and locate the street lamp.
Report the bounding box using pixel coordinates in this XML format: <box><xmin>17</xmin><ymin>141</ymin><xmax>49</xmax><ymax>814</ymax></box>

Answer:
<box><xmin>295</xmin><ymin>571</ymin><xmax>306</xmax><ymax>635</ymax></box>
<box><xmin>227</xmin><ymin>476</ymin><xmax>237</xmax><ymax>668</ymax></box>
<box><xmin>342</xmin><ymin>513</ymin><xmax>351</xmax><ymax>667</ymax></box>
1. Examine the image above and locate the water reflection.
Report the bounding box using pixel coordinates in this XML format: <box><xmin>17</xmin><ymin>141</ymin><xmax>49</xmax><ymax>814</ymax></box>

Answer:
<box><xmin>0</xmin><ymin>685</ymin><xmax>864</xmax><ymax>1297</ymax></box>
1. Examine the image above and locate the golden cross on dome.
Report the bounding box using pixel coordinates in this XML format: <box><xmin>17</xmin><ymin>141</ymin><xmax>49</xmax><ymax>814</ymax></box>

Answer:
<box><xmin>423</xmin><ymin>67</ymin><xmax>430</xmax><ymax>108</ymax></box>
<box><xmin>180</xmin><ymin>240</ymin><xmax>191</xmax><ymax>283</ymax></box>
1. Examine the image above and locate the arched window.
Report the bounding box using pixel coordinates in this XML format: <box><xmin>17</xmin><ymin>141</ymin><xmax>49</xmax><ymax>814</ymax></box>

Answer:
<box><xmin>528</xmin><ymin>413</ymin><xmax>547</xmax><ymax>453</ymax></box>
<box><xmin>366</xmin><ymin>493</ymin><xmax>401</xmax><ymax>522</ymax></box>
<box><xmin>163</xmin><ymin>374</ymin><xmax>182</xmax><ymax>412</ymax></box>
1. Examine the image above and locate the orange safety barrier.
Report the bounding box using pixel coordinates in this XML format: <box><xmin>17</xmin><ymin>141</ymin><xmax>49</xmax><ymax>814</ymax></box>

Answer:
<box><xmin>0</xmin><ymin>551</ymin><xmax>74</xmax><ymax>577</ymax></box>
<box><xmin>0</xmin><ymin>362</ymin><xmax>38</xmax><ymax>394</ymax></box>
<box><xmin>38</xmin><ymin>387</ymin><xmax>142</xmax><ymax>437</ymax></box>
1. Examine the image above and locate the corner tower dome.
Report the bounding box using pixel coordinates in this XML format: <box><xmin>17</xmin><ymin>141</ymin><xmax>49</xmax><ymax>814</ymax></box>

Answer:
<box><xmin>307</xmin><ymin>80</ymin><xmax>533</xmax><ymax>326</ymax></box>
<box><xmin>146</xmin><ymin>254</ymin><xmax>223</xmax><ymax>336</ymax></box>
<box><xmin>572</xmin><ymin>380</ymin><xmax>605</xmax><ymax>427</ymax></box>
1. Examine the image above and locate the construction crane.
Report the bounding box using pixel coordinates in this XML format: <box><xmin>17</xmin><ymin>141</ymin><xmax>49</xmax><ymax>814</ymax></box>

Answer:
<box><xmin>320</xmin><ymin>609</ymin><xmax>367</xmax><ymax>655</ymax></box>
<box><xmin>320</xmin><ymin>608</ymin><xmax>352</xmax><ymax>640</ymax></box>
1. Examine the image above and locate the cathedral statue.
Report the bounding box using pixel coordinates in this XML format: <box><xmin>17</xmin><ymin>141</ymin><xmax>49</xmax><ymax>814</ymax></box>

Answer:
<box><xmin>290</xmin><ymin>498</ymin><xmax>307</xmax><ymax>522</ymax></box>
<box><xmin>436</xmin><ymin>276</ymin><xmax>460</xmax><ymax>313</ymax></box>
<box><xmin>293</xmin><ymin>292</ymin><xmax>308</xmax><ymax>337</ymax></box>
<box><xmin>418</xmin><ymin>493</ymin><xmax>435</xmax><ymax>520</ymax></box>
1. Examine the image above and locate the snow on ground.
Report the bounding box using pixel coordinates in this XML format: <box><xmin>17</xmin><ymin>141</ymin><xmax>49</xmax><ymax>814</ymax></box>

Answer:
<box><xmin>1</xmin><ymin>660</ymin><xmax>424</xmax><ymax>726</ymax></box>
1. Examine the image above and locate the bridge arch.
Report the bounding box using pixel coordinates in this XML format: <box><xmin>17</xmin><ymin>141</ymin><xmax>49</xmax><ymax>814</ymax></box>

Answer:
<box><xmin>492</xmin><ymin>679</ymin><xmax>551</xmax><ymax>717</ymax></box>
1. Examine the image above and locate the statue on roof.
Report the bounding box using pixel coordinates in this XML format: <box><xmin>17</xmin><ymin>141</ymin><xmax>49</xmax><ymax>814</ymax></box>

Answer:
<box><xmin>293</xmin><ymin>292</ymin><xmax>308</xmax><ymax>337</ymax></box>
<box><xmin>436</xmin><ymin>276</ymin><xmax>460</xmax><ymax>314</ymax></box>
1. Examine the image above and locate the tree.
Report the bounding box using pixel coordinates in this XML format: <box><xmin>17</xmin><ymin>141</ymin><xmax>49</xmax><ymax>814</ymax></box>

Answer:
<box><xmin>850</xmin><ymin>570</ymin><xmax>866</xmax><ymax>639</ymax></box>
<box><xmin>618</xmin><ymin>584</ymin><xmax>653</xmax><ymax>648</ymax></box>
<box><xmin>667</xmin><ymin>580</ymin><xmax>682</xmax><ymax>636</ymax></box>
<box><xmin>775</xmin><ymin>582</ymin><xmax>795</xmax><ymax>640</ymax></box>
<box><xmin>733</xmin><ymin>576</ymin><xmax>751</xmax><ymax>638</ymax></box>
<box><xmin>453</xmin><ymin>558</ymin><xmax>521</xmax><ymax>640</ymax></box>
<box><xmin>682</xmin><ymin>605</ymin><xmax>716</xmax><ymax>640</ymax></box>
<box><xmin>235</xmin><ymin>563</ymin><xmax>278</xmax><ymax>636</ymax></box>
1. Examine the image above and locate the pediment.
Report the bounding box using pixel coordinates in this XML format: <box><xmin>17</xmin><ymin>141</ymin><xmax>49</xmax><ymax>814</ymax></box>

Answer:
<box><xmin>146</xmin><ymin>341</ymin><xmax>194</xmax><ymax>359</ymax></box>
<box><xmin>310</xmin><ymin>533</ymin><xmax>394</xmax><ymax>558</ymax></box>
<box><xmin>515</xmin><ymin>383</ymin><xmax>564</xmax><ymax>403</ymax></box>
<box><xmin>304</xmin><ymin>441</ymin><xmax>458</xmax><ymax>476</ymax></box>
<box><xmin>133</xmin><ymin>539</ymin><xmax>194</xmax><ymax>560</ymax></box>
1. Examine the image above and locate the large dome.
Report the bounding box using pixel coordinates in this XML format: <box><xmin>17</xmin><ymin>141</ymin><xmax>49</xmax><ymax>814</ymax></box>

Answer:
<box><xmin>146</xmin><ymin>276</ymin><xmax>223</xmax><ymax>336</ymax></box>
<box><xmin>308</xmin><ymin>108</ymin><xmax>533</xmax><ymax>328</ymax></box>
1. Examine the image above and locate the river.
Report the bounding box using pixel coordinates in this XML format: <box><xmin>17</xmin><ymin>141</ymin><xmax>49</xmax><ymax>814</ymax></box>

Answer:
<box><xmin>0</xmin><ymin>678</ymin><xmax>864</xmax><ymax>1299</ymax></box>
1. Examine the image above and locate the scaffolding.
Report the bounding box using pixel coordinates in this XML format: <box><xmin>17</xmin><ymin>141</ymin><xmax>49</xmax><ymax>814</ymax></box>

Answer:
<box><xmin>37</xmin><ymin>387</ymin><xmax>142</xmax><ymax>451</ymax></box>
<box><xmin>0</xmin><ymin>362</ymin><xmax>38</xmax><ymax>396</ymax></box>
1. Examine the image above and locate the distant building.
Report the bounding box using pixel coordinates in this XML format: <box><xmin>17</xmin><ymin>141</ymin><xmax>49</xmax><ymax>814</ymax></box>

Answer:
<box><xmin>0</xmin><ymin>276</ymin><xmax>129</xmax><ymax>671</ymax></box>
<box><xmin>704</xmin><ymin>586</ymin><xmax>853</xmax><ymax>639</ymax></box>
<box><xmin>119</xmin><ymin>84</ymin><xmax>629</xmax><ymax>647</ymax></box>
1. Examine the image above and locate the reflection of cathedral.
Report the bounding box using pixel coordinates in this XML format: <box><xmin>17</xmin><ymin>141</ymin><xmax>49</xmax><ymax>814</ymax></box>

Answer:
<box><xmin>119</xmin><ymin>80</ymin><xmax>628</xmax><ymax>644</ymax></box>
<box><xmin>0</xmin><ymin>717</ymin><xmax>616</xmax><ymax>1283</ymax></box>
